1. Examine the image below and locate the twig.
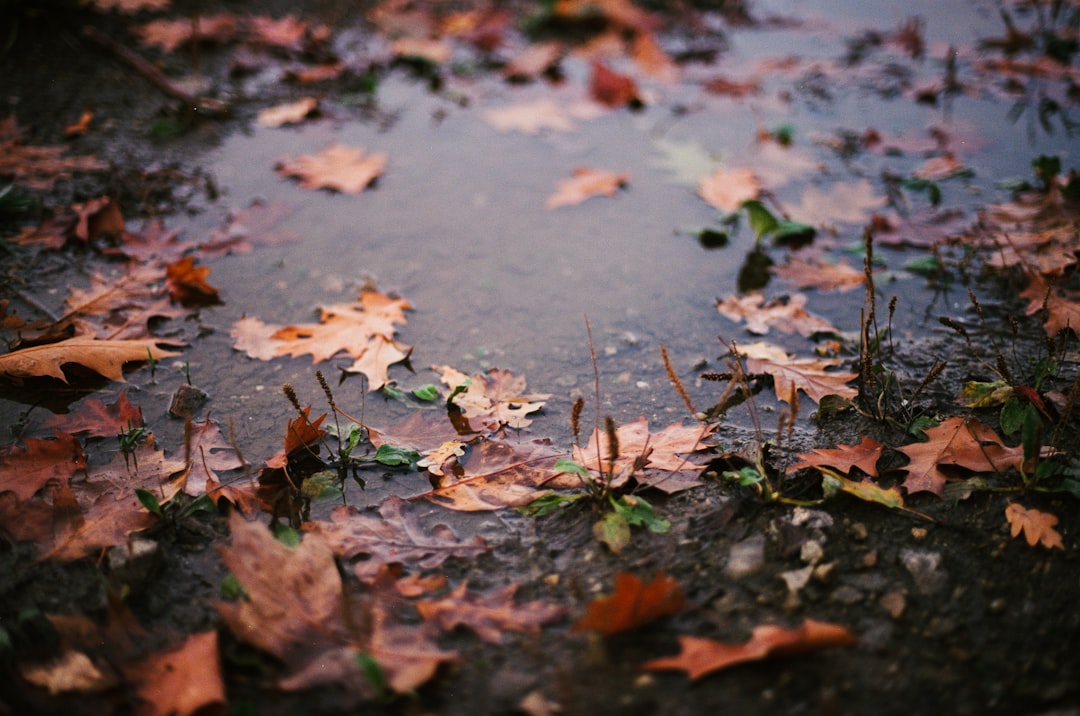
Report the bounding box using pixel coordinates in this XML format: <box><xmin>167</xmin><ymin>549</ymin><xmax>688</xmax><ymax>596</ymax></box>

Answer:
<box><xmin>80</xmin><ymin>26</ymin><xmax>227</xmax><ymax>116</ymax></box>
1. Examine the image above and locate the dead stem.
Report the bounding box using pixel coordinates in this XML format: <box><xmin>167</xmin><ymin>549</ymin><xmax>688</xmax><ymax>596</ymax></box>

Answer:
<box><xmin>660</xmin><ymin>343</ymin><xmax>697</xmax><ymax>416</ymax></box>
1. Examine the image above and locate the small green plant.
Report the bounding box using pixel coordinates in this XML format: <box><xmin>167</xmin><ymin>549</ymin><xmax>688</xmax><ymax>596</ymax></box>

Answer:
<box><xmin>135</xmin><ymin>488</ymin><xmax>215</xmax><ymax>524</ymax></box>
<box><xmin>118</xmin><ymin>420</ymin><xmax>149</xmax><ymax>471</ymax></box>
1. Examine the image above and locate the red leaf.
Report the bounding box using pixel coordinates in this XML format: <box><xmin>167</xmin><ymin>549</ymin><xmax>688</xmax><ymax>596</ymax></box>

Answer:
<box><xmin>572</xmin><ymin>572</ymin><xmax>685</xmax><ymax>636</ymax></box>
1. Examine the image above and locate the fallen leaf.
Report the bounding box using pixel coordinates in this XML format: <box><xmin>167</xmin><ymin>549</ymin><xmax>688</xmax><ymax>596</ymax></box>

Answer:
<box><xmin>589</xmin><ymin>60</ymin><xmax>641</xmax><ymax>107</ymax></box>
<box><xmin>63</xmin><ymin>109</ymin><xmax>94</xmax><ymax>138</ymax></box>
<box><xmin>0</xmin><ymin>433</ymin><xmax>86</xmax><ymax>503</ymax></box>
<box><xmin>0</xmin><ymin>115</ymin><xmax>107</xmax><ymax>190</ymax></box>
<box><xmin>434</xmin><ymin>365</ymin><xmax>550</xmax><ymax>431</ymax></box>
<box><xmin>643</xmin><ymin>619</ymin><xmax>856</xmax><ymax>680</ymax></box>
<box><xmin>257</xmin><ymin>97</ymin><xmax>319</xmax><ymax>127</ymax></box>
<box><xmin>572</xmin><ymin>572</ymin><xmax>684</xmax><ymax>636</ymax></box>
<box><xmin>738</xmin><ymin>342</ymin><xmax>858</xmax><ymax>404</ymax></box>
<box><xmin>787</xmin><ymin>436</ymin><xmax>884</xmax><ymax>477</ymax></box>
<box><xmin>36</xmin><ymin>391</ymin><xmax>143</xmax><ymax>438</ymax></box>
<box><xmin>631</xmin><ymin>30</ymin><xmax>678</xmax><ymax>82</ymax></box>
<box><xmin>502</xmin><ymin>42</ymin><xmax>562</xmax><ymax>81</ymax></box>
<box><xmin>179</xmin><ymin>417</ymin><xmax>249</xmax><ymax>508</ymax></box>
<box><xmin>1005</xmin><ymin>503</ymin><xmax>1064</xmax><ymax>550</ymax></box>
<box><xmin>771</xmin><ymin>256</ymin><xmax>866</xmax><ymax>294</ymax></box>
<box><xmin>305</xmin><ymin>495</ymin><xmax>488</xmax><ymax>581</ymax></box>
<box><xmin>128</xmin><ymin>631</ymin><xmax>225</xmax><ymax>716</ymax></box>
<box><xmin>276</xmin><ymin>144</ymin><xmax>387</xmax><ymax>194</ymax></box>
<box><xmin>415</xmin><ymin>582</ymin><xmax>567</xmax><ymax>643</ymax></box>
<box><xmin>717</xmin><ymin>293</ymin><xmax>839</xmax><ymax>337</ymax></box>
<box><xmin>419</xmin><ymin>438</ymin><xmax>563</xmax><ymax>511</ymax></box>
<box><xmin>165</xmin><ymin>256</ymin><xmax>220</xmax><ymax>306</ymax></box>
<box><xmin>786</xmin><ymin>179</ymin><xmax>886</xmax><ymax>227</ymax></box>
<box><xmin>136</xmin><ymin>14</ymin><xmax>238</xmax><ymax>52</ymax></box>
<box><xmin>1020</xmin><ymin>272</ymin><xmax>1080</xmax><ymax>338</ymax></box>
<box><xmin>896</xmin><ymin>416</ymin><xmax>1026</xmax><ymax>496</ymax></box>
<box><xmin>0</xmin><ymin>336</ymin><xmax>180</xmax><ymax>383</ymax></box>
<box><xmin>247</xmin><ymin>15</ymin><xmax>308</xmax><ymax>50</ymax></box>
<box><xmin>546</xmin><ymin>167</ymin><xmax>630</xmax><ymax>209</ymax></box>
<box><xmin>697</xmin><ymin>167</ymin><xmax>761</xmax><ymax>213</ymax></box>
<box><xmin>650</xmin><ymin>137</ymin><xmax>717</xmax><ymax>186</ymax></box>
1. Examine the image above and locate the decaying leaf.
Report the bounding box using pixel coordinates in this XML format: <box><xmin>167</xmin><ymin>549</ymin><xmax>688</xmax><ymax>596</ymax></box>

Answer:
<box><xmin>36</xmin><ymin>391</ymin><xmax>143</xmax><ymax>439</ymax></box>
<box><xmin>276</xmin><ymin>144</ymin><xmax>387</xmax><ymax>194</ymax></box>
<box><xmin>771</xmin><ymin>256</ymin><xmax>866</xmax><ymax>294</ymax></box>
<box><xmin>0</xmin><ymin>433</ymin><xmax>87</xmax><ymax>503</ymax></box>
<box><xmin>589</xmin><ymin>60</ymin><xmax>641</xmax><ymax>107</ymax></box>
<box><xmin>0</xmin><ymin>115</ymin><xmax>107</xmax><ymax>190</ymax></box>
<box><xmin>737</xmin><ymin>341</ymin><xmax>858</xmax><ymax>404</ymax></box>
<box><xmin>305</xmin><ymin>495</ymin><xmax>488</xmax><ymax>581</ymax></box>
<box><xmin>788</xmin><ymin>437</ymin><xmax>884</xmax><ymax>477</ymax></box>
<box><xmin>546</xmin><ymin>167</ymin><xmax>630</xmax><ymax>209</ymax></box>
<box><xmin>1005</xmin><ymin>503</ymin><xmax>1064</xmax><ymax>550</ymax></box>
<box><xmin>418</xmin><ymin>438</ymin><xmax>562</xmax><ymax>511</ymax></box>
<box><xmin>433</xmin><ymin>365</ymin><xmax>550</xmax><ymax>431</ymax></box>
<box><xmin>127</xmin><ymin>631</ymin><xmax>226</xmax><ymax>716</ymax></box>
<box><xmin>415</xmin><ymin>581</ymin><xmax>567</xmax><ymax>643</ymax></box>
<box><xmin>786</xmin><ymin>179</ymin><xmax>886</xmax><ymax>227</ymax></box>
<box><xmin>572</xmin><ymin>572</ymin><xmax>684</xmax><ymax>637</ymax></box>
<box><xmin>643</xmin><ymin>619</ymin><xmax>856</xmax><ymax>680</ymax></box>
<box><xmin>0</xmin><ymin>337</ymin><xmax>180</xmax><ymax>383</ymax></box>
<box><xmin>896</xmin><ymin>416</ymin><xmax>1025</xmax><ymax>496</ymax></box>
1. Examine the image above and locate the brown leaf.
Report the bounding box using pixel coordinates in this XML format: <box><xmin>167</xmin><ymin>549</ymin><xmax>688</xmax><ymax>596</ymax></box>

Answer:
<box><xmin>419</xmin><ymin>438</ymin><xmax>563</xmax><ymax>511</ymax></box>
<box><xmin>0</xmin><ymin>116</ymin><xmax>107</xmax><ymax>190</ymax></box>
<box><xmin>0</xmin><ymin>433</ymin><xmax>86</xmax><ymax>502</ymax></box>
<box><xmin>572</xmin><ymin>572</ymin><xmax>684</xmax><ymax>637</ymax></box>
<box><xmin>482</xmin><ymin>99</ymin><xmax>597</xmax><ymax>135</ymax></box>
<box><xmin>257</xmin><ymin>97</ymin><xmax>319</xmax><ymax>127</ymax></box>
<box><xmin>434</xmin><ymin>365</ymin><xmax>550</xmax><ymax>431</ymax></box>
<box><xmin>643</xmin><ymin>619</ymin><xmax>856</xmax><ymax>680</ymax></box>
<box><xmin>276</xmin><ymin>144</ymin><xmax>387</xmax><ymax>194</ymax></box>
<box><xmin>738</xmin><ymin>341</ymin><xmax>858</xmax><ymax>404</ymax></box>
<box><xmin>896</xmin><ymin>417</ymin><xmax>1025</xmax><ymax>496</ymax></box>
<box><xmin>305</xmin><ymin>495</ymin><xmax>488</xmax><ymax>581</ymax></box>
<box><xmin>1005</xmin><ymin>503</ymin><xmax>1064</xmax><ymax>550</ymax></box>
<box><xmin>589</xmin><ymin>61</ymin><xmax>641</xmax><ymax>108</ymax></box>
<box><xmin>717</xmin><ymin>293</ymin><xmax>838</xmax><ymax>337</ymax></box>
<box><xmin>180</xmin><ymin>417</ymin><xmax>252</xmax><ymax>509</ymax></box>
<box><xmin>165</xmin><ymin>256</ymin><xmax>220</xmax><ymax>306</ymax></box>
<box><xmin>697</xmin><ymin>167</ymin><xmax>760</xmax><ymax>213</ymax></box>
<box><xmin>368</xmin><ymin>411</ymin><xmax>468</xmax><ymax>454</ymax></box>
<box><xmin>546</xmin><ymin>167</ymin><xmax>630</xmax><ymax>209</ymax></box>
<box><xmin>415</xmin><ymin>582</ymin><xmax>567</xmax><ymax>644</ymax></box>
<box><xmin>0</xmin><ymin>336</ymin><xmax>180</xmax><ymax>383</ymax></box>
<box><xmin>771</xmin><ymin>256</ymin><xmax>867</xmax><ymax>294</ymax></box>
<box><xmin>1020</xmin><ymin>272</ymin><xmax>1080</xmax><ymax>338</ymax></box>
<box><xmin>788</xmin><ymin>436</ymin><xmax>884</xmax><ymax>477</ymax></box>
<box><xmin>786</xmin><ymin>179</ymin><xmax>886</xmax><ymax>227</ymax></box>
<box><xmin>37</xmin><ymin>391</ymin><xmax>143</xmax><ymax>439</ymax></box>
<box><xmin>128</xmin><ymin>631</ymin><xmax>225</xmax><ymax>716</ymax></box>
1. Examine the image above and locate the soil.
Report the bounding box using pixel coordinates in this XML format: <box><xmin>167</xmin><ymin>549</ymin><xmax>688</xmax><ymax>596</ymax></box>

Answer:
<box><xmin>2</xmin><ymin>2</ymin><xmax>1080</xmax><ymax>715</ymax></box>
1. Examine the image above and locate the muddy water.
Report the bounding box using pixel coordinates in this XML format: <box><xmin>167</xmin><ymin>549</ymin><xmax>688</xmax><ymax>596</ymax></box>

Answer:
<box><xmin>54</xmin><ymin>1</ymin><xmax>1080</xmax><ymax>499</ymax></box>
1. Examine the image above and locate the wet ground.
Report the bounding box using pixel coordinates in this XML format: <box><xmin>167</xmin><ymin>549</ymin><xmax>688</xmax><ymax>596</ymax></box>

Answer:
<box><xmin>2</xmin><ymin>0</ymin><xmax>1080</xmax><ymax>714</ymax></box>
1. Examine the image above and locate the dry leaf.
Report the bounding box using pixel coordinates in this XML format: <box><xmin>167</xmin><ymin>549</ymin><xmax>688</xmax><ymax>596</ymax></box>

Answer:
<box><xmin>128</xmin><ymin>631</ymin><xmax>225</xmax><ymax>716</ymax></box>
<box><xmin>434</xmin><ymin>365</ymin><xmax>550</xmax><ymax>431</ymax></box>
<box><xmin>415</xmin><ymin>582</ymin><xmax>567</xmax><ymax>643</ymax></box>
<box><xmin>257</xmin><ymin>97</ymin><xmax>319</xmax><ymax>127</ymax></box>
<box><xmin>0</xmin><ymin>337</ymin><xmax>180</xmax><ymax>383</ymax></box>
<box><xmin>1005</xmin><ymin>503</ymin><xmax>1064</xmax><ymax>550</ymax></box>
<box><xmin>546</xmin><ymin>167</ymin><xmax>630</xmax><ymax>209</ymax></box>
<box><xmin>738</xmin><ymin>341</ymin><xmax>858</xmax><ymax>404</ymax></box>
<box><xmin>572</xmin><ymin>572</ymin><xmax>684</xmax><ymax>636</ymax></box>
<box><xmin>717</xmin><ymin>293</ymin><xmax>838</xmax><ymax>337</ymax></box>
<box><xmin>697</xmin><ymin>167</ymin><xmax>761</xmax><ymax>213</ymax></box>
<box><xmin>897</xmin><ymin>417</ymin><xmax>1025</xmax><ymax>496</ymax></box>
<box><xmin>788</xmin><ymin>437</ymin><xmax>884</xmax><ymax>477</ymax></box>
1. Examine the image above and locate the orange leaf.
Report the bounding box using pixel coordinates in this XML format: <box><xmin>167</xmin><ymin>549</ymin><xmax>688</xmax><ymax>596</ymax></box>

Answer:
<box><xmin>165</xmin><ymin>256</ymin><xmax>220</xmax><ymax>306</ymax></box>
<box><xmin>717</xmin><ymin>292</ymin><xmax>838</xmax><ymax>337</ymax></box>
<box><xmin>697</xmin><ymin>167</ymin><xmax>760</xmax><ymax>213</ymax></box>
<box><xmin>128</xmin><ymin>631</ymin><xmax>225</xmax><ymax>716</ymax></box>
<box><xmin>589</xmin><ymin>61</ymin><xmax>641</xmax><ymax>108</ymax></box>
<box><xmin>0</xmin><ymin>336</ymin><xmax>180</xmax><ymax>383</ymax></box>
<box><xmin>788</xmin><ymin>436</ymin><xmax>884</xmax><ymax>477</ymax></box>
<box><xmin>643</xmin><ymin>619</ymin><xmax>856</xmax><ymax>680</ymax></box>
<box><xmin>896</xmin><ymin>417</ymin><xmax>1025</xmax><ymax>496</ymax></box>
<box><xmin>572</xmin><ymin>572</ymin><xmax>684</xmax><ymax>636</ymax></box>
<box><xmin>276</xmin><ymin>144</ymin><xmax>387</xmax><ymax>194</ymax></box>
<box><xmin>738</xmin><ymin>341</ymin><xmax>858</xmax><ymax>405</ymax></box>
<box><xmin>415</xmin><ymin>582</ymin><xmax>567</xmax><ymax>644</ymax></box>
<box><xmin>546</xmin><ymin>167</ymin><xmax>630</xmax><ymax>209</ymax></box>
<box><xmin>1005</xmin><ymin>503</ymin><xmax>1064</xmax><ymax>550</ymax></box>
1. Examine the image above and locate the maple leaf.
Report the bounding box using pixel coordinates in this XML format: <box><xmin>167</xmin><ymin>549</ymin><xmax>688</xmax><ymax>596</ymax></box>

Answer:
<box><xmin>418</xmin><ymin>438</ymin><xmax>563</xmax><ymax>511</ymax></box>
<box><xmin>1019</xmin><ymin>272</ymin><xmax>1080</xmax><ymax>337</ymax></box>
<box><xmin>697</xmin><ymin>166</ymin><xmax>761</xmax><ymax>213</ymax></box>
<box><xmin>737</xmin><ymin>341</ymin><xmax>858</xmax><ymax>404</ymax></box>
<box><xmin>546</xmin><ymin>167</ymin><xmax>630</xmax><ymax>209</ymax></box>
<box><xmin>643</xmin><ymin>619</ymin><xmax>856</xmax><ymax>680</ymax></box>
<box><xmin>126</xmin><ymin>631</ymin><xmax>225</xmax><ymax>716</ymax></box>
<box><xmin>771</xmin><ymin>256</ymin><xmax>867</xmax><ymax>294</ymax></box>
<box><xmin>717</xmin><ymin>293</ymin><xmax>839</xmax><ymax>337</ymax></box>
<box><xmin>1005</xmin><ymin>503</ymin><xmax>1064</xmax><ymax>550</ymax></box>
<box><xmin>415</xmin><ymin>582</ymin><xmax>567</xmax><ymax>644</ymax></box>
<box><xmin>896</xmin><ymin>416</ymin><xmax>1025</xmax><ymax>496</ymax></box>
<box><xmin>165</xmin><ymin>256</ymin><xmax>220</xmax><ymax>306</ymax></box>
<box><xmin>787</xmin><ymin>436</ymin><xmax>884</xmax><ymax>477</ymax></box>
<box><xmin>218</xmin><ymin>512</ymin><xmax>455</xmax><ymax>695</ymax></box>
<box><xmin>589</xmin><ymin>61</ymin><xmax>641</xmax><ymax>108</ymax></box>
<box><xmin>276</xmin><ymin>144</ymin><xmax>387</xmax><ymax>194</ymax></box>
<box><xmin>434</xmin><ymin>365</ymin><xmax>550</xmax><ymax>431</ymax></box>
<box><xmin>0</xmin><ymin>433</ymin><xmax>86</xmax><ymax>502</ymax></box>
<box><xmin>37</xmin><ymin>391</ymin><xmax>143</xmax><ymax>438</ymax></box>
<box><xmin>232</xmin><ymin>290</ymin><xmax>412</xmax><ymax>390</ymax></box>
<box><xmin>786</xmin><ymin>179</ymin><xmax>887</xmax><ymax>227</ymax></box>
<box><xmin>0</xmin><ymin>116</ymin><xmax>107</xmax><ymax>190</ymax></box>
<box><xmin>0</xmin><ymin>336</ymin><xmax>181</xmax><ymax>383</ymax></box>
<box><xmin>305</xmin><ymin>495</ymin><xmax>488</xmax><ymax>582</ymax></box>
<box><xmin>257</xmin><ymin>97</ymin><xmax>319</xmax><ymax>127</ymax></box>
<box><xmin>572</xmin><ymin>572</ymin><xmax>684</xmax><ymax>637</ymax></box>
<box><xmin>571</xmin><ymin>418</ymin><xmax>716</xmax><ymax>493</ymax></box>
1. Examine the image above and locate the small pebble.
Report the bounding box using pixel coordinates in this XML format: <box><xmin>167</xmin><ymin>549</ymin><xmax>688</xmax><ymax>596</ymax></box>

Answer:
<box><xmin>911</xmin><ymin>527</ymin><xmax>928</xmax><ymax>540</ymax></box>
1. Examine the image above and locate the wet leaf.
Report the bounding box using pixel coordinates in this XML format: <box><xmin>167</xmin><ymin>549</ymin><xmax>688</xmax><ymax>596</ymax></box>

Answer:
<box><xmin>697</xmin><ymin>167</ymin><xmax>761</xmax><ymax>213</ymax></box>
<box><xmin>419</xmin><ymin>438</ymin><xmax>563</xmax><ymax>511</ymax></box>
<box><xmin>0</xmin><ymin>116</ymin><xmax>107</xmax><ymax>190</ymax></box>
<box><xmin>786</xmin><ymin>179</ymin><xmax>886</xmax><ymax>227</ymax></box>
<box><xmin>0</xmin><ymin>433</ymin><xmax>87</xmax><ymax>503</ymax></box>
<box><xmin>820</xmin><ymin>469</ymin><xmax>907</xmax><ymax>512</ymax></box>
<box><xmin>717</xmin><ymin>293</ymin><xmax>839</xmax><ymax>337</ymax></box>
<box><xmin>572</xmin><ymin>572</ymin><xmax>684</xmax><ymax>636</ymax></box>
<box><xmin>433</xmin><ymin>365</ymin><xmax>550</xmax><ymax>431</ymax></box>
<box><xmin>276</xmin><ymin>144</ymin><xmax>387</xmax><ymax>194</ymax></box>
<box><xmin>643</xmin><ymin>619</ymin><xmax>856</xmax><ymax>680</ymax></box>
<box><xmin>545</xmin><ymin>167</ymin><xmax>630</xmax><ymax>209</ymax></box>
<box><xmin>415</xmin><ymin>582</ymin><xmax>567</xmax><ymax>644</ymax></box>
<box><xmin>896</xmin><ymin>416</ymin><xmax>1026</xmax><ymax>496</ymax></box>
<box><xmin>593</xmin><ymin>511</ymin><xmax>631</xmax><ymax>553</ymax></box>
<box><xmin>1005</xmin><ymin>503</ymin><xmax>1063</xmax><ymax>550</ymax></box>
<box><xmin>37</xmin><ymin>391</ymin><xmax>143</xmax><ymax>439</ymax></box>
<box><xmin>0</xmin><ymin>337</ymin><xmax>180</xmax><ymax>383</ymax></box>
<box><xmin>127</xmin><ymin>631</ymin><xmax>225</xmax><ymax>716</ymax></box>
<box><xmin>788</xmin><ymin>436</ymin><xmax>884</xmax><ymax>477</ymax></box>
<box><xmin>305</xmin><ymin>495</ymin><xmax>488</xmax><ymax>581</ymax></box>
<box><xmin>738</xmin><ymin>341</ymin><xmax>858</xmax><ymax>404</ymax></box>
<box><xmin>772</xmin><ymin>256</ymin><xmax>866</xmax><ymax>294</ymax></box>
<box><xmin>165</xmin><ymin>256</ymin><xmax>220</xmax><ymax>306</ymax></box>
<box><xmin>589</xmin><ymin>61</ymin><xmax>641</xmax><ymax>108</ymax></box>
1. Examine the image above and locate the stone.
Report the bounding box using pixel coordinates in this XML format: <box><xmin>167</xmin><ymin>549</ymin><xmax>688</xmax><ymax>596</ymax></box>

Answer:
<box><xmin>725</xmin><ymin>533</ymin><xmax>766</xmax><ymax>579</ymax></box>
<box><xmin>899</xmin><ymin>548</ymin><xmax>946</xmax><ymax>594</ymax></box>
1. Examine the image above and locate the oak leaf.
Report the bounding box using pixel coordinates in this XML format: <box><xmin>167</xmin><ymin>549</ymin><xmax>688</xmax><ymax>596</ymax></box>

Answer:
<box><xmin>697</xmin><ymin>167</ymin><xmax>760</xmax><ymax>213</ymax></box>
<box><xmin>571</xmin><ymin>418</ymin><xmax>716</xmax><ymax>493</ymax></box>
<box><xmin>0</xmin><ymin>336</ymin><xmax>180</xmax><ymax>383</ymax></box>
<box><xmin>1020</xmin><ymin>272</ymin><xmax>1080</xmax><ymax>337</ymax></box>
<box><xmin>717</xmin><ymin>293</ymin><xmax>838</xmax><ymax>337</ymax></box>
<box><xmin>305</xmin><ymin>495</ymin><xmax>488</xmax><ymax>581</ymax></box>
<box><xmin>738</xmin><ymin>341</ymin><xmax>858</xmax><ymax>404</ymax></box>
<box><xmin>771</xmin><ymin>256</ymin><xmax>866</xmax><ymax>294</ymax></box>
<box><xmin>179</xmin><ymin>417</ymin><xmax>253</xmax><ymax>509</ymax></box>
<box><xmin>434</xmin><ymin>365</ymin><xmax>550</xmax><ymax>431</ymax></box>
<box><xmin>127</xmin><ymin>631</ymin><xmax>225</xmax><ymax>716</ymax></box>
<box><xmin>0</xmin><ymin>116</ymin><xmax>107</xmax><ymax>190</ymax></box>
<box><xmin>257</xmin><ymin>97</ymin><xmax>319</xmax><ymax>127</ymax></box>
<box><xmin>1005</xmin><ymin>503</ymin><xmax>1063</xmax><ymax>550</ymax></box>
<box><xmin>0</xmin><ymin>433</ymin><xmax>86</xmax><ymax>502</ymax></box>
<box><xmin>643</xmin><ymin>619</ymin><xmax>856</xmax><ymax>680</ymax></box>
<box><xmin>788</xmin><ymin>436</ymin><xmax>884</xmax><ymax>477</ymax></box>
<box><xmin>276</xmin><ymin>144</ymin><xmax>387</xmax><ymax>194</ymax></box>
<box><xmin>418</xmin><ymin>438</ymin><xmax>562</xmax><ymax>511</ymax></box>
<box><xmin>589</xmin><ymin>61</ymin><xmax>641</xmax><ymax>108</ymax></box>
<box><xmin>787</xmin><ymin>179</ymin><xmax>886</xmax><ymax>227</ymax></box>
<box><xmin>546</xmin><ymin>167</ymin><xmax>630</xmax><ymax>209</ymax></box>
<box><xmin>165</xmin><ymin>256</ymin><xmax>220</xmax><ymax>306</ymax></box>
<box><xmin>415</xmin><ymin>582</ymin><xmax>567</xmax><ymax>644</ymax></box>
<box><xmin>896</xmin><ymin>416</ymin><xmax>1025</xmax><ymax>496</ymax></box>
<box><xmin>572</xmin><ymin>572</ymin><xmax>684</xmax><ymax>637</ymax></box>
